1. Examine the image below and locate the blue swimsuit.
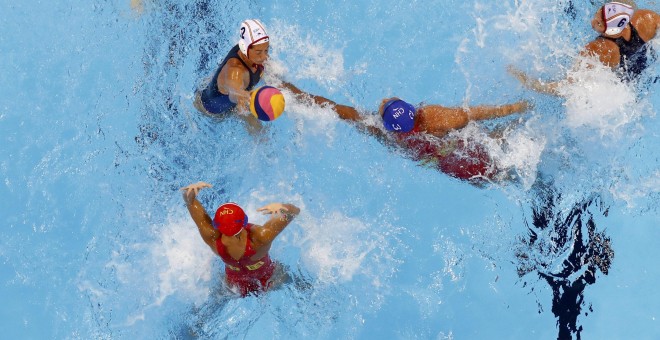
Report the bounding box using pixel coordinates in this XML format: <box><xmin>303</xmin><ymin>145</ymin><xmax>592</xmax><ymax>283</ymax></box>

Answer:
<box><xmin>199</xmin><ymin>45</ymin><xmax>263</xmax><ymax>114</ymax></box>
<box><xmin>603</xmin><ymin>24</ymin><xmax>653</xmax><ymax>81</ymax></box>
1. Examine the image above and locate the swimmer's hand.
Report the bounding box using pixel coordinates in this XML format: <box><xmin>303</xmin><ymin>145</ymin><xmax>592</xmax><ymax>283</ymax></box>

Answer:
<box><xmin>238</xmin><ymin>89</ymin><xmax>253</xmax><ymax>110</ymax></box>
<box><xmin>507</xmin><ymin>66</ymin><xmax>559</xmax><ymax>95</ymax></box>
<box><xmin>227</xmin><ymin>87</ymin><xmax>251</xmax><ymax>112</ymax></box>
<box><xmin>513</xmin><ymin>100</ymin><xmax>533</xmax><ymax>113</ymax></box>
<box><xmin>180</xmin><ymin>182</ymin><xmax>212</xmax><ymax>204</ymax></box>
<box><xmin>258</xmin><ymin>203</ymin><xmax>301</xmax><ymax>223</ymax></box>
<box><xmin>257</xmin><ymin>203</ymin><xmax>289</xmax><ymax>215</ymax></box>
<box><xmin>507</xmin><ymin>65</ymin><xmax>530</xmax><ymax>86</ymax></box>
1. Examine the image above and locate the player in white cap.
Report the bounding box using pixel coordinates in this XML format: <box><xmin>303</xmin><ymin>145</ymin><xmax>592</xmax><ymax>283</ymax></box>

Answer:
<box><xmin>510</xmin><ymin>1</ymin><xmax>660</xmax><ymax>93</ymax></box>
<box><xmin>194</xmin><ymin>19</ymin><xmax>271</xmax><ymax>129</ymax></box>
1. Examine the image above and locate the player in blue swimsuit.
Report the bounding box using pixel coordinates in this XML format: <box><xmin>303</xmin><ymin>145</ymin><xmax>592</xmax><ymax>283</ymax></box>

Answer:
<box><xmin>194</xmin><ymin>19</ymin><xmax>270</xmax><ymax>130</ymax></box>
<box><xmin>510</xmin><ymin>1</ymin><xmax>660</xmax><ymax>93</ymax></box>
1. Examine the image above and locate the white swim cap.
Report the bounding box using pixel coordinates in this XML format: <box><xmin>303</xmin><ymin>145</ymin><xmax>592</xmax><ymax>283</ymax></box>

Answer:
<box><xmin>602</xmin><ymin>2</ymin><xmax>635</xmax><ymax>35</ymax></box>
<box><xmin>238</xmin><ymin>19</ymin><xmax>269</xmax><ymax>58</ymax></box>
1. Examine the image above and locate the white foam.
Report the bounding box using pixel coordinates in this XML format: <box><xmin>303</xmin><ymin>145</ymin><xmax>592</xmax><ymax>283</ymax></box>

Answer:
<box><xmin>101</xmin><ymin>214</ymin><xmax>214</xmax><ymax>326</ymax></box>
<box><xmin>221</xmin><ymin>190</ymin><xmax>399</xmax><ymax>289</ymax></box>
<box><xmin>268</xmin><ymin>21</ymin><xmax>347</xmax><ymax>93</ymax></box>
<box><xmin>481</xmin><ymin>0</ymin><xmax>575</xmax><ymax>73</ymax></box>
<box><xmin>258</xmin><ymin>22</ymin><xmax>353</xmax><ymax>143</ymax></box>
<box><xmin>449</xmin><ymin>120</ymin><xmax>546</xmax><ymax>189</ymax></box>
<box><xmin>280</xmin><ymin>87</ymin><xmax>341</xmax><ymax>143</ymax></box>
<box><xmin>557</xmin><ymin>57</ymin><xmax>640</xmax><ymax>138</ymax></box>
<box><xmin>295</xmin><ymin>211</ymin><xmax>379</xmax><ymax>284</ymax></box>
<box><xmin>148</xmin><ymin>215</ymin><xmax>214</xmax><ymax>306</ymax></box>
<box><xmin>495</xmin><ymin>120</ymin><xmax>546</xmax><ymax>189</ymax></box>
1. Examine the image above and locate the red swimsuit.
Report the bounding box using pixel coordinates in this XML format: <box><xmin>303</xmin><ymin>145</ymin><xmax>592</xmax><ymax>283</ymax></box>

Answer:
<box><xmin>393</xmin><ymin>122</ymin><xmax>498</xmax><ymax>183</ymax></box>
<box><xmin>216</xmin><ymin>224</ymin><xmax>275</xmax><ymax>296</ymax></box>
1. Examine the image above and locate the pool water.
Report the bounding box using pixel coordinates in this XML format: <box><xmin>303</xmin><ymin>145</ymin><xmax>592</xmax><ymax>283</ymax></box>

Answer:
<box><xmin>1</xmin><ymin>0</ymin><xmax>659</xmax><ymax>339</ymax></box>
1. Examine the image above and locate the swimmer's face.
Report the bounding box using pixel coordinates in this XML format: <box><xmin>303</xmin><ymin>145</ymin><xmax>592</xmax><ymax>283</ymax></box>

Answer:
<box><xmin>249</xmin><ymin>42</ymin><xmax>270</xmax><ymax>64</ymax></box>
<box><xmin>592</xmin><ymin>7</ymin><xmax>606</xmax><ymax>35</ymax></box>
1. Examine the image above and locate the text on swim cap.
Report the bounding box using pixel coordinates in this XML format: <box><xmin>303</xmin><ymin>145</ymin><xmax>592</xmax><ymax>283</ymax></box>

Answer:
<box><xmin>218</xmin><ymin>208</ymin><xmax>234</xmax><ymax>216</ymax></box>
<box><xmin>390</xmin><ymin>107</ymin><xmax>415</xmax><ymax>119</ymax></box>
<box><xmin>392</xmin><ymin>107</ymin><xmax>405</xmax><ymax>119</ymax></box>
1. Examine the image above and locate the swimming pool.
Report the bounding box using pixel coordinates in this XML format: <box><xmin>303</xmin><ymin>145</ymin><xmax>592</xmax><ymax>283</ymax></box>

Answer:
<box><xmin>1</xmin><ymin>0</ymin><xmax>659</xmax><ymax>338</ymax></box>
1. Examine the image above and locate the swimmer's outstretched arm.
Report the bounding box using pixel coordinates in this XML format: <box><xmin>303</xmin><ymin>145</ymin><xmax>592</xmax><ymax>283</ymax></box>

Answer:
<box><xmin>251</xmin><ymin>203</ymin><xmax>301</xmax><ymax>248</ymax></box>
<box><xmin>463</xmin><ymin>101</ymin><xmax>530</xmax><ymax>121</ymax></box>
<box><xmin>181</xmin><ymin>182</ymin><xmax>219</xmax><ymax>251</ymax></box>
<box><xmin>281</xmin><ymin>82</ymin><xmax>392</xmax><ymax>142</ymax></box>
<box><xmin>281</xmin><ymin>82</ymin><xmax>361</xmax><ymax>121</ymax></box>
<box><xmin>415</xmin><ymin>100</ymin><xmax>530</xmax><ymax>137</ymax></box>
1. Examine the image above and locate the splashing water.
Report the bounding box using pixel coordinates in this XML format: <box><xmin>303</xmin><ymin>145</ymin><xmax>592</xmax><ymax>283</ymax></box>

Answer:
<box><xmin>2</xmin><ymin>0</ymin><xmax>660</xmax><ymax>339</ymax></box>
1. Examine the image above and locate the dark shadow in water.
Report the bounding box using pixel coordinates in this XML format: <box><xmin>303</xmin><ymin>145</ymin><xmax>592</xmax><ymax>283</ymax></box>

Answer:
<box><xmin>563</xmin><ymin>1</ymin><xmax>577</xmax><ymax>21</ymax></box>
<box><xmin>515</xmin><ymin>180</ymin><xmax>614</xmax><ymax>340</ymax></box>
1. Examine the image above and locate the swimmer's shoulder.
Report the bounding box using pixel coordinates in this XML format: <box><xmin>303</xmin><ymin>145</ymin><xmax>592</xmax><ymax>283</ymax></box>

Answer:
<box><xmin>583</xmin><ymin>38</ymin><xmax>620</xmax><ymax>67</ymax></box>
<box><xmin>218</xmin><ymin>58</ymin><xmax>250</xmax><ymax>86</ymax></box>
<box><xmin>632</xmin><ymin>9</ymin><xmax>660</xmax><ymax>41</ymax></box>
<box><xmin>247</xmin><ymin>223</ymin><xmax>273</xmax><ymax>249</ymax></box>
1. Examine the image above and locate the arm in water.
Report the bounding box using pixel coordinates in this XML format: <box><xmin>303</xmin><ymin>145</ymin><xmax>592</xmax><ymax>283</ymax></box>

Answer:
<box><xmin>282</xmin><ymin>82</ymin><xmax>392</xmax><ymax>142</ymax></box>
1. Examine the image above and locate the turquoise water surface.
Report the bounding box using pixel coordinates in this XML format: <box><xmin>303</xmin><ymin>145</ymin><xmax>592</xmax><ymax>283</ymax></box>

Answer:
<box><xmin>1</xmin><ymin>0</ymin><xmax>659</xmax><ymax>339</ymax></box>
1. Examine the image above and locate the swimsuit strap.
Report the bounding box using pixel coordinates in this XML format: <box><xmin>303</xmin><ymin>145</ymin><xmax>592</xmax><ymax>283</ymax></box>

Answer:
<box><xmin>243</xmin><ymin>224</ymin><xmax>257</xmax><ymax>258</ymax></box>
<box><xmin>601</xmin><ymin>24</ymin><xmax>650</xmax><ymax>81</ymax></box>
<box><xmin>613</xmin><ymin>25</ymin><xmax>645</xmax><ymax>54</ymax></box>
<box><xmin>226</xmin><ymin>49</ymin><xmax>263</xmax><ymax>91</ymax></box>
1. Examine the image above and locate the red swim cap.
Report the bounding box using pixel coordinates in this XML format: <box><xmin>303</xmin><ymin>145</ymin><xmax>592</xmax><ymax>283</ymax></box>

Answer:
<box><xmin>213</xmin><ymin>203</ymin><xmax>248</xmax><ymax>236</ymax></box>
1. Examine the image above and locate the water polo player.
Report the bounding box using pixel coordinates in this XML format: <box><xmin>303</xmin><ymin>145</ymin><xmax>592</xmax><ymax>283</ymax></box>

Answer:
<box><xmin>510</xmin><ymin>1</ymin><xmax>660</xmax><ymax>93</ymax></box>
<box><xmin>181</xmin><ymin>181</ymin><xmax>300</xmax><ymax>297</ymax></box>
<box><xmin>283</xmin><ymin>83</ymin><xmax>529</xmax><ymax>185</ymax></box>
<box><xmin>194</xmin><ymin>19</ymin><xmax>271</xmax><ymax>125</ymax></box>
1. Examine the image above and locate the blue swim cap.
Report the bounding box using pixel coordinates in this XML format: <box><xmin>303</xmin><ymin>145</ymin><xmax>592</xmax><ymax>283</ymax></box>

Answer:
<box><xmin>382</xmin><ymin>99</ymin><xmax>416</xmax><ymax>132</ymax></box>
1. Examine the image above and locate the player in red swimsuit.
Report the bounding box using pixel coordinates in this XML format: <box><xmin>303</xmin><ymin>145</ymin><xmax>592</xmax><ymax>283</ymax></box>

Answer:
<box><xmin>283</xmin><ymin>83</ymin><xmax>529</xmax><ymax>184</ymax></box>
<box><xmin>181</xmin><ymin>182</ymin><xmax>300</xmax><ymax>297</ymax></box>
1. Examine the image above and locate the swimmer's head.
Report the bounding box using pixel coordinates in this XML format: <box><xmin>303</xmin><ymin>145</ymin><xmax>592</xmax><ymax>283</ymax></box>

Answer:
<box><xmin>238</xmin><ymin>19</ymin><xmax>270</xmax><ymax>63</ymax></box>
<box><xmin>380</xmin><ymin>99</ymin><xmax>416</xmax><ymax>133</ymax></box>
<box><xmin>213</xmin><ymin>203</ymin><xmax>248</xmax><ymax>236</ymax></box>
<box><xmin>594</xmin><ymin>2</ymin><xmax>636</xmax><ymax>36</ymax></box>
